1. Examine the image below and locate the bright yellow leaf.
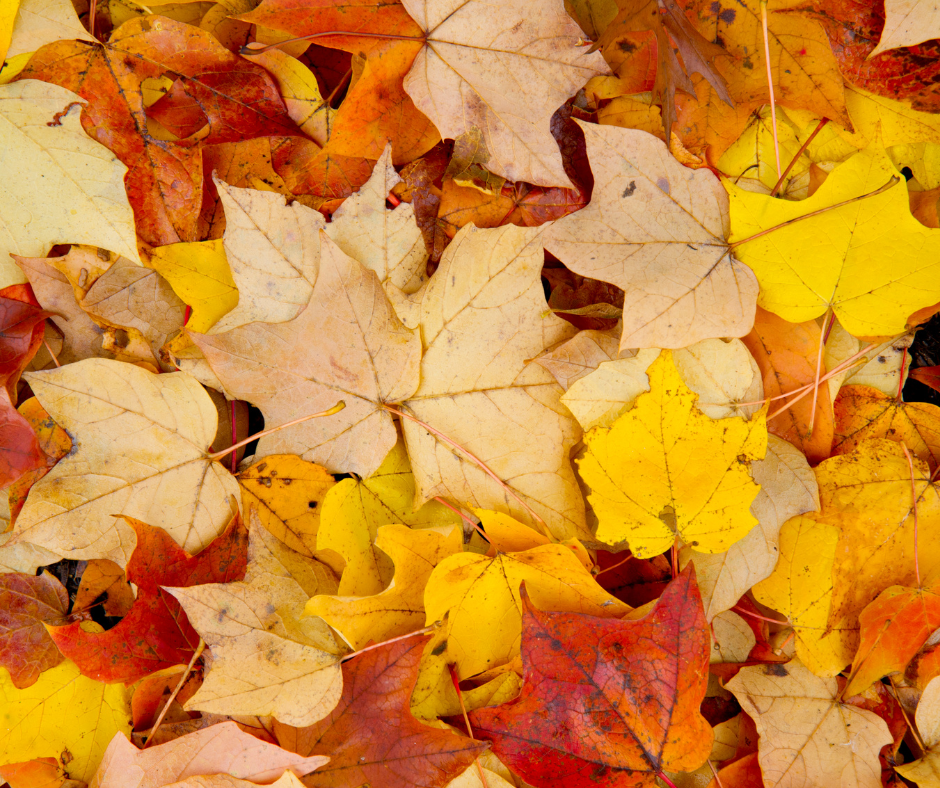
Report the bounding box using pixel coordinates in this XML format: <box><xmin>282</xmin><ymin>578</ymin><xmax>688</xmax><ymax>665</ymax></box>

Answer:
<box><xmin>424</xmin><ymin>540</ymin><xmax>630</xmax><ymax>679</ymax></box>
<box><xmin>0</xmin><ymin>660</ymin><xmax>132</xmax><ymax>783</ymax></box>
<box><xmin>317</xmin><ymin>438</ymin><xmax>460</xmax><ymax>596</ymax></box>
<box><xmin>306</xmin><ymin>523</ymin><xmax>463</xmax><ymax>650</ymax></box>
<box><xmin>728</xmin><ymin>148</ymin><xmax>940</xmax><ymax>337</ymax></box>
<box><xmin>577</xmin><ymin>350</ymin><xmax>767</xmax><ymax>559</ymax></box>
<box><xmin>0</xmin><ymin>0</ymin><xmax>19</xmax><ymax>66</ymax></box>
<box><xmin>147</xmin><ymin>240</ymin><xmax>238</xmax><ymax>333</ymax></box>
<box><xmin>238</xmin><ymin>455</ymin><xmax>336</xmax><ymax>558</ymax></box>
<box><xmin>752</xmin><ymin>514</ymin><xmax>854</xmax><ymax>677</ymax></box>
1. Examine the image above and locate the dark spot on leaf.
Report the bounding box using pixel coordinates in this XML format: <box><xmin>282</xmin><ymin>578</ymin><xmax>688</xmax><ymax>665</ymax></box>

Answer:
<box><xmin>764</xmin><ymin>663</ymin><xmax>788</xmax><ymax>676</ymax></box>
<box><xmin>309</xmin><ymin>500</ymin><xmax>318</xmax><ymax>508</ymax></box>
<box><xmin>718</xmin><ymin>8</ymin><xmax>735</xmax><ymax>22</ymax></box>
<box><xmin>622</xmin><ymin>180</ymin><xmax>637</xmax><ymax>197</ymax></box>
<box><xmin>431</xmin><ymin>639</ymin><xmax>448</xmax><ymax>656</ymax></box>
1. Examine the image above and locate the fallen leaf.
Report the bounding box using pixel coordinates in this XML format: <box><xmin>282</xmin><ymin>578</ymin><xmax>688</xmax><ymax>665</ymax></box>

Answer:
<box><xmin>896</xmin><ymin>675</ymin><xmax>940</xmax><ymax>787</ymax></box>
<box><xmin>728</xmin><ymin>148</ymin><xmax>940</xmax><ymax>337</ymax></box>
<box><xmin>726</xmin><ymin>659</ymin><xmax>892</xmax><ymax>788</ymax></box>
<box><xmin>542</xmin><ymin>120</ymin><xmax>758</xmax><ymax>349</ymax></box>
<box><xmin>470</xmin><ymin>567</ymin><xmax>712</xmax><ymax>788</ymax></box>
<box><xmin>19</xmin><ymin>15</ymin><xmax>300</xmax><ymax>247</ymax></box>
<box><xmin>845</xmin><ymin>580</ymin><xmax>940</xmax><ymax>698</ymax></box>
<box><xmin>238</xmin><ymin>455</ymin><xmax>336</xmax><ymax>558</ymax></box>
<box><xmin>872</xmin><ymin>0</ymin><xmax>940</xmax><ymax>56</ymax></box>
<box><xmin>400</xmin><ymin>224</ymin><xmax>587</xmax><ymax>539</ymax></box>
<box><xmin>0</xmin><ymin>80</ymin><xmax>140</xmax><ymax>289</ymax></box>
<box><xmin>315</xmin><ymin>435</ymin><xmax>460</xmax><ymax>596</ymax></box>
<box><xmin>12</xmin><ymin>358</ymin><xmax>241</xmax><ymax>565</ymax></box>
<box><xmin>741</xmin><ymin>307</ymin><xmax>834</xmax><ymax>465</ymax></box>
<box><xmin>73</xmin><ymin>558</ymin><xmax>134</xmax><ymax>618</ymax></box>
<box><xmin>833</xmin><ymin>384</ymin><xmax>940</xmax><ymax>471</ymax></box>
<box><xmin>3</xmin><ymin>0</ymin><xmax>92</xmax><ymax>63</ymax></box>
<box><xmin>192</xmin><ymin>235</ymin><xmax>420</xmax><ymax>479</ymax></box>
<box><xmin>166</xmin><ymin>516</ymin><xmax>344</xmax><ymax>727</ymax></box>
<box><xmin>89</xmin><ymin>721</ymin><xmax>328</xmax><ymax>788</ymax></box>
<box><xmin>424</xmin><ymin>532</ymin><xmax>630</xmax><ymax>680</ymax></box>
<box><xmin>47</xmin><ymin>512</ymin><xmax>247</xmax><ymax>684</ymax></box>
<box><xmin>0</xmin><ymin>288</ymin><xmax>50</xmax><ymax>396</ymax></box>
<box><xmin>0</xmin><ymin>571</ymin><xmax>67</xmax><ymax>688</ymax></box>
<box><xmin>688</xmin><ymin>435</ymin><xmax>819</xmax><ymax>621</ymax></box>
<box><xmin>272</xmin><ymin>635</ymin><xmax>486</xmax><ymax>788</ymax></box>
<box><xmin>0</xmin><ymin>659</ymin><xmax>133</xmax><ymax>783</ymax></box>
<box><xmin>578</xmin><ymin>350</ymin><xmax>767</xmax><ymax>558</ymax></box>
<box><xmin>307</xmin><ymin>523</ymin><xmax>462</xmax><ymax>650</ymax></box>
<box><xmin>147</xmin><ymin>240</ymin><xmax>238</xmax><ymax>334</ymax></box>
<box><xmin>0</xmin><ymin>387</ymin><xmax>46</xmax><ymax>491</ymax></box>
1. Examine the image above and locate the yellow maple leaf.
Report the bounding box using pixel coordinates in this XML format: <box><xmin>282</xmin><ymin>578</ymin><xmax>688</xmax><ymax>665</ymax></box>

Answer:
<box><xmin>578</xmin><ymin>350</ymin><xmax>766</xmax><ymax>558</ymax></box>
<box><xmin>728</xmin><ymin>148</ymin><xmax>940</xmax><ymax>337</ymax></box>
<box><xmin>0</xmin><ymin>660</ymin><xmax>132</xmax><ymax>783</ymax></box>
<box><xmin>307</xmin><ymin>523</ymin><xmax>462</xmax><ymax>650</ymax></box>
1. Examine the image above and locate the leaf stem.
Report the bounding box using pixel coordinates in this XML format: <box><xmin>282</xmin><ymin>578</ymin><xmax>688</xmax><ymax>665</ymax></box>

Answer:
<box><xmin>382</xmin><ymin>404</ymin><xmax>550</xmax><ymax>536</ymax></box>
<box><xmin>898</xmin><ymin>346</ymin><xmax>909</xmax><ymax>402</ymax></box>
<box><xmin>887</xmin><ymin>674</ymin><xmax>926</xmax><ymax>752</ymax></box>
<box><xmin>706</xmin><ymin>759</ymin><xmax>725</xmax><ymax>788</ymax></box>
<box><xmin>770</xmin><ymin>118</ymin><xmax>829</xmax><ymax>197</ymax></box>
<box><xmin>447</xmin><ymin>664</ymin><xmax>490</xmax><ymax>788</ymax></box>
<box><xmin>658</xmin><ymin>771</ymin><xmax>680</xmax><ymax>788</ymax></box>
<box><xmin>594</xmin><ymin>554</ymin><xmax>632</xmax><ymax>577</ymax></box>
<box><xmin>434</xmin><ymin>496</ymin><xmax>489</xmax><ymax>542</ymax></box>
<box><xmin>206</xmin><ymin>401</ymin><xmax>345</xmax><ymax>461</ymax></box>
<box><xmin>728</xmin><ymin>176</ymin><xmax>900</xmax><ymax>250</ymax></box>
<box><xmin>732</xmin><ymin>604</ymin><xmax>790</xmax><ymax>626</ymax></box>
<box><xmin>240</xmin><ymin>31</ymin><xmax>427</xmax><ymax>55</ymax></box>
<box><xmin>143</xmin><ymin>639</ymin><xmax>205</xmax><ymax>748</ymax></box>
<box><xmin>759</xmin><ymin>0</ymin><xmax>781</xmax><ymax>181</ymax></box>
<box><xmin>341</xmin><ymin>625</ymin><xmax>436</xmax><ymax>662</ymax></box>
<box><xmin>43</xmin><ymin>339</ymin><xmax>61</xmax><ymax>368</ymax></box>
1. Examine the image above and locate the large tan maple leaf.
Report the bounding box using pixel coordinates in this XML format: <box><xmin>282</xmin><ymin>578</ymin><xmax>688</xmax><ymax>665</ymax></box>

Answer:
<box><xmin>192</xmin><ymin>235</ymin><xmax>421</xmax><ymax>479</ymax></box>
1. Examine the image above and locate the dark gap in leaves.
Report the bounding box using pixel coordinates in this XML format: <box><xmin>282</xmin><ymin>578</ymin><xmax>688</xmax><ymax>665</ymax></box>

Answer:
<box><xmin>239</xmin><ymin>403</ymin><xmax>265</xmax><ymax>460</ymax></box>
<box><xmin>901</xmin><ymin>166</ymin><xmax>915</xmax><ymax>181</ymax></box>
<box><xmin>904</xmin><ymin>311</ymin><xmax>940</xmax><ymax>407</ymax></box>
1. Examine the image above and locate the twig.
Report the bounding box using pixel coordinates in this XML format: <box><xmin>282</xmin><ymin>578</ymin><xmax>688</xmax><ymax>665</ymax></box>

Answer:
<box><xmin>434</xmin><ymin>496</ymin><xmax>489</xmax><ymax>542</ymax></box>
<box><xmin>207</xmin><ymin>401</ymin><xmax>345</xmax><ymax>461</ymax></box>
<box><xmin>341</xmin><ymin>625</ymin><xmax>436</xmax><ymax>662</ymax></box>
<box><xmin>759</xmin><ymin>0</ymin><xmax>780</xmax><ymax>180</ymax></box>
<box><xmin>241</xmin><ymin>31</ymin><xmax>426</xmax><ymax>55</ymax></box>
<box><xmin>143</xmin><ymin>639</ymin><xmax>205</xmax><ymax>748</ymax></box>
<box><xmin>770</xmin><ymin>118</ymin><xmax>829</xmax><ymax>197</ymax></box>
<box><xmin>448</xmin><ymin>664</ymin><xmax>490</xmax><ymax>788</ymax></box>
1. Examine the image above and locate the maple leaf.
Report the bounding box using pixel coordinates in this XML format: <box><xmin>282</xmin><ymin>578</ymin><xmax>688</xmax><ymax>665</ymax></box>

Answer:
<box><xmin>46</xmin><ymin>512</ymin><xmax>247</xmax><ymax>684</ymax></box>
<box><xmin>193</xmin><ymin>234</ymin><xmax>420</xmax><ymax>479</ymax></box>
<box><xmin>18</xmin><ymin>16</ymin><xmax>301</xmax><ymax>247</ymax></box>
<box><xmin>578</xmin><ymin>350</ymin><xmax>767</xmax><ymax>558</ymax></box>
<box><xmin>896</xmin><ymin>676</ymin><xmax>940</xmax><ymax>787</ymax></box>
<box><xmin>0</xmin><ymin>80</ymin><xmax>140</xmax><ymax>290</ymax></box>
<box><xmin>272</xmin><ymin>635</ymin><xmax>486</xmax><ymax>788</ymax></box>
<box><xmin>423</xmin><ymin>530</ymin><xmax>629</xmax><ymax>679</ymax></box>
<box><xmin>872</xmin><ymin>0</ymin><xmax>940</xmax><ymax>55</ymax></box>
<box><xmin>728</xmin><ymin>148</ymin><xmax>940</xmax><ymax>337</ymax></box>
<box><xmin>0</xmin><ymin>288</ymin><xmax>50</xmax><ymax>397</ymax></box>
<box><xmin>166</xmin><ymin>513</ymin><xmax>344</xmax><ymax>726</ymax></box>
<box><xmin>742</xmin><ymin>307</ymin><xmax>834</xmax><ymax>464</ymax></box>
<box><xmin>242</xmin><ymin>0</ymin><xmax>609</xmax><ymax>187</ymax></box>
<box><xmin>833</xmin><ymin>384</ymin><xmax>940</xmax><ymax>471</ymax></box>
<box><xmin>470</xmin><ymin>566</ymin><xmax>712</xmax><ymax>788</ymax></box>
<box><xmin>845</xmin><ymin>581</ymin><xmax>940</xmax><ymax>698</ymax></box>
<box><xmin>316</xmin><ymin>436</ymin><xmax>460</xmax><ymax>596</ymax></box>
<box><xmin>541</xmin><ymin>120</ymin><xmax>758</xmax><ymax>349</ymax></box>
<box><xmin>238</xmin><ymin>455</ymin><xmax>336</xmax><ymax>558</ymax></box>
<box><xmin>0</xmin><ymin>571</ymin><xmax>67</xmax><ymax>688</ymax></box>
<box><xmin>90</xmin><ymin>722</ymin><xmax>328</xmax><ymax>788</ymax></box>
<box><xmin>10</xmin><ymin>359</ymin><xmax>240</xmax><ymax>565</ymax></box>
<box><xmin>0</xmin><ymin>659</ymin><xmax>132</xmax><ymax>783</ymax></box>
<box><xmin>307</xmin><ymin>523</ymin><xmax>462</xmax><ymax>650</ymax></box>
<box><xmin>596</xmin><ymin>0</ymin><xmax>733</xmax><ymax>142</ymax></box>
<box><xmin>727</xmin><ymin>660</ymin><xmax>892</xmax><ymax>788</ymax></box>
<box><xmin>687</xmin><ymin>434</ymin><xmax>819</xmax><ymax>621</ymax></box>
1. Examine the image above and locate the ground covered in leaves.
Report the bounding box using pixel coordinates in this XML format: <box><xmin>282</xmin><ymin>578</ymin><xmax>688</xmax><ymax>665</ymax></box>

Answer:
<box><xmin>5</xmin><ymin>0</ymin><xmax>940</xmax><ymax>787</ymax></box>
